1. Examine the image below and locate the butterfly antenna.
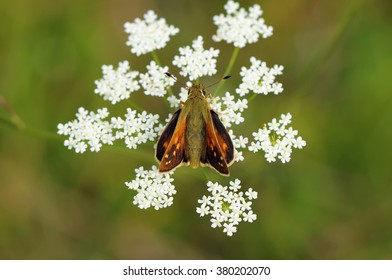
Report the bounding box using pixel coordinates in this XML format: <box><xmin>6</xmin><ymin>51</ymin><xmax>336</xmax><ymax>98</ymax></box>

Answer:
<box><xmin>205</xmin><ymin>75</ymin><xmax>231</xmax><ymax>89</ymax></box>
<box><xmin>164</xmin><ymin>72</ymin><xmax>177</xmax><ymax>81</ymax></box>
<box><xmin>165</xmin><ymin>72</ymin><xmax>189</xmax><ymax>89</ymax></box>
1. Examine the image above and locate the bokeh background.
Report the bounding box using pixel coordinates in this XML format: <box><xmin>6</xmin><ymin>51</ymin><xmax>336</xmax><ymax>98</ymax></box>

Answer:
<box><xmin>1</xmin><ymin>0</ymin><xmax>391</xmax><ymax>259</ymax></box>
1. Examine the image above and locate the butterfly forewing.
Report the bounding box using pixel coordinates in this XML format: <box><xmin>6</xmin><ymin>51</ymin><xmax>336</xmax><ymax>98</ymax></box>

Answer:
<box><xmin>157</xmin><ymin>110</ymin><xmax>188</xmax><ymax>173</ymax></box>
<box><xmin>204</xmin><ymin>110</ymin><xmax>233</xmax><ymax>176</ymax></box>
<box><xmin>210</xmin><ymin>110</ymin><xmax>234</xmax><ymax>165</ymax></box>
<box><xmin>156</xmin><ymin>109</ymin><xmax>181</xmax><ymax>161</ymax></box>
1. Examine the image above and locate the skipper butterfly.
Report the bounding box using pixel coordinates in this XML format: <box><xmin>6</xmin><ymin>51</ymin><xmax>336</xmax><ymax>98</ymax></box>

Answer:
<box><xmin>156</xmin><ymin>73</ymin><xmax>234</xmax><ymax>176</ymax></box>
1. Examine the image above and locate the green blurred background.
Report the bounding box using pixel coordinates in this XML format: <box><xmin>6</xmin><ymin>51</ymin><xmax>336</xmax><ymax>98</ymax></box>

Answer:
<box><xmin>1</xmin><ymin>0</ymin><xmax>392</xmax><ymax>259</ymax></box>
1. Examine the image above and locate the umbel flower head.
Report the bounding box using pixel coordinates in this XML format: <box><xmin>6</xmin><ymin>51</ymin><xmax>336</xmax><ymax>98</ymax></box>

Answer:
<box><xmin>236</xmin><ymin>57</ymin><xmax>284</xmax><ymax>97</ymax></box>
<box><xmin>124</xmin><ymin>10</ymin><xmax>179</xmax><ymax>56</ymax></box>
<box><xmin>249</xmin><ymin>113</ymin><xmax>307</xmax><ymax>163</ymax></box>
<box><xmin>125</xmin><ymin>166</ymin><xmax>176</xmax><ymax>210</ymax></box>
<box><xmin>94</xmin><ymin>61</ymin><xmax>140</xmax><ymax>104</ymax></box>
<box><xmin>173</xmin><ymin>36</ymin><xmax>220</xmax><ymax>80</ymax></box>
<box><xmin>212</xmin><ymin>0</ymin><xmax>273</xmax><ymax>48</ymax></box>
<box><xmin>57</xmin><ymin>1</ymin><xmax>306</xmax><ymax>236</ymax></box>
<box><xmin>139</xmin><ymin>61</ymin><xmax>175</xmax><ymax>97</ymax></box>
<box><xmin>197</xmin><ymin>179</ymin><xmax>258</xmax><ymax>236</ymax></box>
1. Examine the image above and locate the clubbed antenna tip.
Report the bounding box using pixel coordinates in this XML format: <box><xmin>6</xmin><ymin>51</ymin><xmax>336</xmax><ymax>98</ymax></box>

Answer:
<box><xmin>205</xmin><ymin>74</ymin><xmax>231</xmax><ymax>89</ymax></box>
<box><xmin>165</xmin><ymin>72</ymin><xmax>177</xmax><ymax>81</ymax></box>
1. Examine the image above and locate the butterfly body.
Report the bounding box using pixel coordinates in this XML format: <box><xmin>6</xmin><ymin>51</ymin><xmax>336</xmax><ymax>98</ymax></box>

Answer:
<box><xmin>156</xmin><ymin>83</ymin><xmax>234</xmax><ymax>176</ymax></box>
<box><xmin>185</xmin><ymin>88</ymin><xmax>208</xmax><ymax>169</ymax></box>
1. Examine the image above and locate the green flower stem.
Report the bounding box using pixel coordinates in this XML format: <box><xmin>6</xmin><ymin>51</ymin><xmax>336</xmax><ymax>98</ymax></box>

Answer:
<box><xmin>215</xmin><ymin>47</ymin><xmax>240</xmax><ymax>96</ymax></box>
<box><xmin>0</xmin><ymin>116</ymin><xmax>18</xmax><ymax>129</ymax></box>
<box><xmin>202</xmin><ymin>169</ymin><xmax>211</xmax><ymax>182</ymax></box>
<box><xmin>0</xmin><ymin>96</ymin><xmax>25</xmax><ymax>130</ymax></box>
<box><xmin>24</xmin><ymin>126</ymin><xmax>62</xmax><ymax>141</ymax></box>
<box><xmin>125</xmin><ymin>100</ymin><xmax>143</xmax><ymax>112</ymax></box>
<box><xmin>1</xmin><ymin>96</ymin><xmax>61</xmax><ymax>140</ymax></box>
<box><xmin>151</xmin><ymin>50</ymin><xmax>174</xmax><ymax>110</ymax></box>
<box><xmin>247</xmin><ymin>93</ymin><xmax>258</xmax><ymax>103</ymax></box>
<box><xmin>0</xmin><ymin>115</ymin><xmax>61</xmax><ymax>141</ymax></box>
<box><xmin>225</xmin><ymin>47</ymin><xmax>240</xmax><ymax>77</ymax></box>
<box><xmin>151</xmin><ymin>51</ymin><xmax>161</xmax><ymax>67</ymax></box>
<box><xmin>102</xmin><ymin>144</ymin><xmax>154</xmax><ymax>162</ymax></box>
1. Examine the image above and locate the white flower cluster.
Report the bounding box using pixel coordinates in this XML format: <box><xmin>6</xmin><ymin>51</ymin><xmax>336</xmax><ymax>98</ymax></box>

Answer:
<box><xmin>125</xmin><ymin>166</ymin><xmax>176</xmax><ymax>210</ymax></box>
<box><xmin>167</xmin><ymin>87</ymin><xmax>189</xmax><ymax>109</ymax></box>
<box><xmin>236</xmin><ymin>57</ymin><xmax>284</xmax><ymax>96</ymax></box>
<box><xmin>249</xmin><ymin>113</ymin><xmax>307</xmax><ymax>163</ymax></box>
<box><xmin>229</xmin><ymin>132</ymin><xmax>249</xmax><ymax>162</ymax></box>
<box><xmin>111</xmin><ymin>109</ymin><xmax>160</xmax><ymax>150</ymax></box>
<box><xmin>196</xmin><ymin>179</ymin><xmax>257</xmax><ymax>236</ymax></box>
<box><xmin>173</xmin><ymin>36</ymin><xmax>219</xmax><ymax>81</ymax></box>
<box><xmin>212</xmin><ymin>0</ymin><xmax>273</xmax><ymax>48</ymax></box>
<box><xmin>94</xmin><ymin>61</ymin><xmax>140</xmax><ymax>104</ymax></box>
<box><xmin>111</xmin><ymin>108</ymin><xmax>160</xmax><ymax>149</ymax></box>
<box><xmin>57</xmin><ymin>107</ymin><xmax>114</xmax><ymax>153</ymax></box>
<box><xmin>124</xmin><ymin>10</ymin><xmax>179</xmax><ymax>56</ymax></box>
<box><xmin>58</xmin><ymin>108</ymin><xmax>161</xmax><ymax>153</ymax></box>
<box><xmin>139</xmin><ymin>61</ymin><xmax>175</xmax><ymax>97</ymax></box>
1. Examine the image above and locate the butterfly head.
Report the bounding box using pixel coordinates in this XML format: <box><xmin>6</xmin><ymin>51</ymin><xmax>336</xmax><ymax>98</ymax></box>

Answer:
<box><xmin>187</xmin><ymin>83</ymin><xmax>207</xmax><ymax>97</ymax></box>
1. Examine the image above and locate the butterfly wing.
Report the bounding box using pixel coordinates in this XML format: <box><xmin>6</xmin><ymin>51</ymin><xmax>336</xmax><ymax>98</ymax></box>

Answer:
<box><xmin>156</xmin><ymin>109</ymin><xmax>188</xmax><ymax>173</ymax></box>
<box><xmin>210</xmin><ymin>110</ymin><xmax>234</xmax><ymax>165</ymax></box>
<box><xmin>203</xmin><ymin>110</ymin><xmax>234</xmax><ymax>176</ymax></box>
<box><xmin>156</xmin><ymin>109</ymin><xmax>181</xmax><ymax>162</ymax></box>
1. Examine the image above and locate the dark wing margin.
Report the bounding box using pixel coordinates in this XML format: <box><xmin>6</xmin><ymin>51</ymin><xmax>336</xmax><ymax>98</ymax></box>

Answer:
<box><xmin>205</xmin><ymin>112</ymin><xmax>229</xmax><ymax>176</ymax></box>
<box><xmin>155</xmin><ymin>109</ymin><xmax>181</xmax><ymax>161</ymax></box>
<box><xmin>158</xmin><ymin>112</ymin><xmax>187</xmax><ymax>173</ymax></box>
<box><xmin>210</xmin><ymin>110</ymin><xmax>234</xmax><ymax>165</ymax></box>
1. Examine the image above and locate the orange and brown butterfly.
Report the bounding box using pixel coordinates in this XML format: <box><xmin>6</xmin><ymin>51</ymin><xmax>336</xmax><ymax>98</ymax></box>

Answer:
<box><xmin>155</xmin><ymin>73</ymin><xmax>234</xmax><ymax>176</ymax></box>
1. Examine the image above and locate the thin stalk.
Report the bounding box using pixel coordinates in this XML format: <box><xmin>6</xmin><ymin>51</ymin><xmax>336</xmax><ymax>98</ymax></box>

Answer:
<box><xmin>151</xmin><ymin>51</ymin><xmax>161</xmax><ymax>67</ymax></box>
<box><xmin>152</xmin><ymin>51</ymin><xmax>175</xmax><ymax>110</ymax></box>
<box><xmin>224</xmin><ymin>47</ymin><xmax>240</xmax><ymax>77</ymax></box>
<box><xmin>101</xmin><ymin>144</ymin><xmax>155</xmax><ymax>162</ymax></box>
<box><xmin>24</xmin><ymin>126</ymin><xmax>63</xmax><ymax>141</ymax></box>
<box><xmin>1</xmin><ymin>116</ymin><xmax>62</xmax><ymax>141</ymax></box>
<box><xmin>247</xmin><ymin>93</ymin><xmax>258</xmax><ymax>103</ymax></box>
<box><xmin>125</xmin><ymin>100</ymin><xmax>143</xmax><ymax>112</ymax></box>
<box><xmin>215</xmin><ymin>47</ymin><xmax>240</xmax><ymax>95</ymax></box>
